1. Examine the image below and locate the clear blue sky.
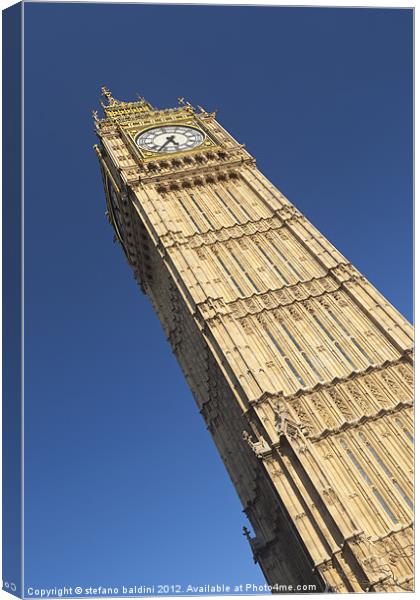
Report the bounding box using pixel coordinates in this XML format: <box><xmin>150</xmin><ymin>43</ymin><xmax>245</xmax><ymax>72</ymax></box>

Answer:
<box><xmin>23</xmin><ymin>2</ymin><xmax>412</xmax><ymax>594</ymax></box>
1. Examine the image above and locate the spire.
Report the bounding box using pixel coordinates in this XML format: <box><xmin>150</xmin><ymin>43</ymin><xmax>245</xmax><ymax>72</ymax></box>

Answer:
<box><xmin>101</xmin><ymin>86</ymin><xmax>119</xmax><ymax>107</ymax></box>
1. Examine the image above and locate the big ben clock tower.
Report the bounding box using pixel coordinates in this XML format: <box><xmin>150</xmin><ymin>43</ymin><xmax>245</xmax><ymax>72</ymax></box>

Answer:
<box><xmin>94</xmin><ymin>88</ymin><xmax>413</xmax><ymax>593</ymax></box>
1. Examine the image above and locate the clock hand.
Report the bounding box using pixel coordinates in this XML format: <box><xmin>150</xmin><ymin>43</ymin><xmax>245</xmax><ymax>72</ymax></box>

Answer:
<box><xmin>158</xmin><ymin>135</ymin><xmax>179</xmax><ymax>151</ymax></box>
<box><xmin>165</xmin><ymin>135</ymin><xmax>180</xmax><ymax>148</ymax></box>
<box><xmin>157</xmin><ymin>139</ymin><xmax>170</xmax><ymax>152</ymax></box>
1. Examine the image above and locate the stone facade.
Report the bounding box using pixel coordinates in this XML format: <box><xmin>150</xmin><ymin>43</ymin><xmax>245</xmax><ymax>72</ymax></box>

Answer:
<box><xmin>94</xmin><ymin>89</ymin><xmax>413</xmax><ymax>592</ymax></box>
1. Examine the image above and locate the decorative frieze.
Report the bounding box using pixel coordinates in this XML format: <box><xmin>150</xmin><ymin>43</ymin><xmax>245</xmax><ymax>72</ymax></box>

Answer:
<box><xmin>160</xmin><ymin>214</ymin><xmax>285</xmax><ymax>248</ymax></box>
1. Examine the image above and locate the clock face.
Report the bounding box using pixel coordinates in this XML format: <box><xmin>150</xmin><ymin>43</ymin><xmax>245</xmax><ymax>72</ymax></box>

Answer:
<box><xmin>136</xmin><ymin>125</ymin><xmax>205</xmax><ymax>154</ymax></box>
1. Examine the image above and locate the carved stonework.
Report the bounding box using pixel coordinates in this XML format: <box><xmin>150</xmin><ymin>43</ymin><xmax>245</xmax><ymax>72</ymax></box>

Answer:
<box><xmin>396</xmin><ymin>363</ymin><xmax>413</xmax><ymax>386</ymax></box>
<box><xmin>346</xmin><ymin>381</ymin><xmax>371</xmax><ymax>414</ymax></box>
<box><xmin>327</xmin><ymin>388</ymin><xmax>350</xmax><ymax>416</ymax></box>
<box><xmin>242</xmin><ymin>430</ymin><xmax>271</xmax><ymax>458</ymax></box>
<box><xmin>94</xmin><ymin>91</ymin><xmax>413</xmax><ymax>592</ymax></box>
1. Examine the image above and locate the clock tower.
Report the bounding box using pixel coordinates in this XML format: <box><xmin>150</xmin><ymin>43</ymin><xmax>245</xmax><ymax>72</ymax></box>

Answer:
<box><xmin>94</xmin><ymin>88</ymin><xmax>413</xmax><ymax>592</ymax></box>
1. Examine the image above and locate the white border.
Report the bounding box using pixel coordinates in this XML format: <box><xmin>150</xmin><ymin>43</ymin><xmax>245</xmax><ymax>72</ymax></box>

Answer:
<box><xmin>0</xmin><ymin>2</ymin><xmax>415</xmax><ymax>600</ymax></box>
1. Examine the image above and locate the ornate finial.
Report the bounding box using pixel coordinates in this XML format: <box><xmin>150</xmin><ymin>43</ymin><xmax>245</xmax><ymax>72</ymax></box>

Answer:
<box><xmin>274</xmin><ymin>398</ymin><xmax>287</xmax><ymax>434</ymax></box>
<box><xmin>273</xmin><ymin>398</ymin><xmax>309</xmax><ymax>441</ymax></box>
<box><xmin>92</xmin><ymin>109</ymin><xmax>99</xmax><ymax>123</ymax></box>
<box><xmin>242</xmin><ymin>430</ymin><xmax>271</xmax><ymax>458</ymax></box>
<box><xmin>101</xmin><ymin>86</ymin><xmax>119</xmax><ymax>106</ymax></box>
<box><xmin>178</xmin><ymin>97</ymin><xmax>185</xmax><ymax>105</ymax></box>
<box><xmin>242</xmin><ymin>526</ymin><xmax>252</xmax><ymax>542</ymax></box>
<box><xmin>242</xmin><ymin>430</ymin><xmax>253</xmax><ymax>446</ymax></box>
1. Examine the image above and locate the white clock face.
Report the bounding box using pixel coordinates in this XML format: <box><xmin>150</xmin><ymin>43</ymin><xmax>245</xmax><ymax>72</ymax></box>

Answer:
<box><xmin>136</xmin><ymin>125</ymin><xmax>205</xmax><ymax>154</ymax></box>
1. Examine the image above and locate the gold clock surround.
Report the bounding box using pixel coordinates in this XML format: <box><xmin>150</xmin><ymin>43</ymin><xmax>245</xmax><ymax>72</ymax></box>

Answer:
<box><xmin>127</xmin><ymin>119</ymin><xmax>219</xmax><ymax>161</ymax></box>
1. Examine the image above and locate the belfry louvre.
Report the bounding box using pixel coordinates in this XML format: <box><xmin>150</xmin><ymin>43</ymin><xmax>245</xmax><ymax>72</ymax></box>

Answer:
<box><xmin>94</xmin><ymin>89</ymin><xmax>413</xmax><ymax>593</ymax></box>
